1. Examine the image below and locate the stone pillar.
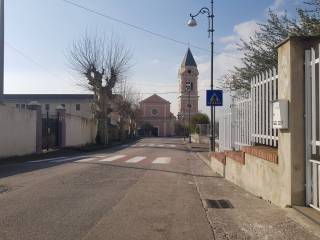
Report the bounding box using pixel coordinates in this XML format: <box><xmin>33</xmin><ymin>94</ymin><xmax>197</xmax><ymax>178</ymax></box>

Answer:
<box><xmin>27</xmin><ymin>101</ymin><xmax>42</xmax><ymax>154</ymax></box>
<box><xmin>56</xmin><ymin>106</ymin><xmax>66</xmax><ymax>148</ymax></box>
<box><xmin>277</xmin><ymin>36</ymin><xmax>320</xmax><ymax>206</ymax></box>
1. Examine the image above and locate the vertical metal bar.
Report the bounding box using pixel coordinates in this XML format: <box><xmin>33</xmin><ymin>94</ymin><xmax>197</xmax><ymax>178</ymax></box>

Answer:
<box><xmin>266</xmin><ymin>70</ymin><xmax>269</xmax><ymax>146</ymax></box>
<box><xmin>318</xmin><ymin>45</ymin><xmax>320</xmax><ymax>156</ymax></box>
<box><xmin>262</xmin><ymin>72</ymin><xmax>266</xmax><ymax>144</ymax></box>
<box><xmin>273</xmin><ymin>68</ymin><xmax>278</xmax><ymax>147</ymax></box>
<box><xmin>269</xmin><ymin>69</ymin><xmax>273</xmax><ymax>146</ymax></box>
<box><xmin>312</xmin><ymin>48</ymin><xmax>317</xmax><ymax>154</ymax></box>
<box><xmin>318</xmin><ymin>164</ymin><xmax>320</xmax><ymax>208</ymax></box>
<box><xmin>305</xmin><ymin>49</ymin><xmax>312</xmax><ymax>205</ymax></box>
<box><xmin>259</xmin><ymin>74</ymin><xmax>262</xmax><ymax>144</ymax></box>
<box><xmin>251</xmin><ymin>79</ymin><xmax>254</xmax><ymax>145</ymax></box>
<box><xmin>255</xmin><ymin>75</ymin><xmax>258</xmax><ymax>144</ymax></box>
<box><xmin>46</xmin><ymin>110</ymin><xmax>49</xmax><ymax>151</ymax></box>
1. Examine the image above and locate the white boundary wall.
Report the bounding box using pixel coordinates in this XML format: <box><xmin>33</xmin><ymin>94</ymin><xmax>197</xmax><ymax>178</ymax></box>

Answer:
<box><xmin>0</xmin><ymin>105</ymin><xmax>37</xmax><ymax>158</ymax></box>
<box><xmin>65</xmin><ymin>114</ymin><xmax>97</xmax><ymax>147</ymax></box>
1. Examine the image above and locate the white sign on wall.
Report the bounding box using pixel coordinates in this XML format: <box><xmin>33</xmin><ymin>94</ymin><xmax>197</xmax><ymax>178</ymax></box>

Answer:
<box><xmin>273</xmin><ymin>100</ymin><xmax>289</xmax><ymax>129</ymax></box>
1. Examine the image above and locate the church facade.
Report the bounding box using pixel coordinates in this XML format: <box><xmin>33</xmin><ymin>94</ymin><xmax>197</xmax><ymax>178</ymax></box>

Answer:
<box><xmin>138</xmin><ymin>94</ymin><xmax>175</xmax><ymax>137</ymax></box>
<box><xmin>177</xmin><ymin>48</ymin><xmax>199</xmax><ymax>121</ymax></box>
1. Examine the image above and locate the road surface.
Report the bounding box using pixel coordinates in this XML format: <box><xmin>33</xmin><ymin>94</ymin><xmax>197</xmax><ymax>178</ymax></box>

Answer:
<box><xmin>0</xmin><ymin>138</ymin><xmax>318</xmax><ymax>240</ymax></box>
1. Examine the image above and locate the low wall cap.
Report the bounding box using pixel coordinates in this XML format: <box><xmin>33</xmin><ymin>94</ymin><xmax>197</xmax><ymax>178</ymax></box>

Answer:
<box><xmin>276</xmin><ymin>35</ymin><xmax>320</xmax><ymax>49</ymax></box>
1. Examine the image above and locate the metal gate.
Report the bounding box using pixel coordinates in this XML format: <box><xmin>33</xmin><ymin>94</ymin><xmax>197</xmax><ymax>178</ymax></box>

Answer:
<box><xmin>41</xmin><ymin>112</ymin><xmax>62</xmax><ymax>150</ymax></box>
<box><xmin>305</xmin><ymin>46</ymin><xmax>320</xmax><ymax>211</ymax></box>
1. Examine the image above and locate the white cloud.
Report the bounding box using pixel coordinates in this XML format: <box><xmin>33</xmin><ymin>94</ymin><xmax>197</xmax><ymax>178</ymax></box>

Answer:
<box><xmin>234</xmin><ymin>20</ymin><xmax>259</xmax><ymax>42</ymax></box>
<box><xmin>218</xmin><ymin>20</ymin><xmax>259</xmax><ymax>50</ymax></box>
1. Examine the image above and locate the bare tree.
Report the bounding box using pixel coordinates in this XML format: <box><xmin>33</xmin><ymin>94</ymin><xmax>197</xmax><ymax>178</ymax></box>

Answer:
<box><xmin>68</xmin><ymin>33</ymin><xmax>131</xmax><ymax>144</ymax></box>
<box><xmin>114</xmin><ymin>80</ymin><xmax>141</xmax><ymax>140</ymax></box>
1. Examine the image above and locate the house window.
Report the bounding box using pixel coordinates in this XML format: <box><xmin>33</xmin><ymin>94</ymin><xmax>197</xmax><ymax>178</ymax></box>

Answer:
<box><xmin>45</xmin><ymin>104</ymin><xmax>50</xmax><ymax>110</ymax></box>
<box><xmin>21</xmin><ymin>104</ymin><xmax>26</xmax><ymax>109</ymax></box>
<box><xmin>151</xmin><ymin>108</ymin><xmax>159</xmax><ymax>116</ymax></box>
<box><xmin>16</xmin><ymin>104</ymin><xmax>20</xmax><ymax>108</ymax></box>
<box><xmin>76</xmin><ymin>104</ymin><xmax>80</xmax><ymax>111</ymax></box>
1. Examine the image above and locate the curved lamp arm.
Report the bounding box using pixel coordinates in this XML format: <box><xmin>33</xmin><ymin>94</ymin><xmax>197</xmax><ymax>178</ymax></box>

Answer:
<box><xmin>190</xmin><ymin>7</ymin><xmax>211</xmax><ymax>18</ymax></box>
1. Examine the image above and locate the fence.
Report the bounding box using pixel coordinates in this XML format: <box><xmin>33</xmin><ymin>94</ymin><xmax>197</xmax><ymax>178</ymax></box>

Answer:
<box><xmin>305</xmin><ymin>45</ymin><xmax>320</xmax><ymax>211</ymax></box>
<box><xmin>219</xmin><ymin>68</ymin><xmax>278</xmax><ymax>151</ymax></box>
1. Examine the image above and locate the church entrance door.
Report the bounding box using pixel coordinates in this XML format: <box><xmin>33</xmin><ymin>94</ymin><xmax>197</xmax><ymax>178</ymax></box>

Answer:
<box><xmin>152</xmin><ymin>127</ymin><xmax>159</xmax><ymax>137</ymax></box>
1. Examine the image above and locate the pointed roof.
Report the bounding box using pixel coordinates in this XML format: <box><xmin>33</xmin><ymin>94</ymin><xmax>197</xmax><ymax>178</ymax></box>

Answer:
<box><xmin>140</xmin><ymin>94</ymin><xmax>170</xmax><ymax>104</ymax></box>
<box><xmin>181</xmin><ymin>48</ymin><xmax>197</xmax><ymax>67</ymax></box>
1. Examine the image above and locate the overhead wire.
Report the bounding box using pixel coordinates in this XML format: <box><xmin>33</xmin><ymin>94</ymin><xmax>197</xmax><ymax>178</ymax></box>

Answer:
<box><xmin>60</xmin><ymin>0</ymin><xmax>241</xmax><ymax>60</ymax></box>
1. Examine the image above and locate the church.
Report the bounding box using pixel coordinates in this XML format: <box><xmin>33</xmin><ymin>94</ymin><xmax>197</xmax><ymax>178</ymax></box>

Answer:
<box><xmin>138</xmin><ymin>48</ymin><xmax>199</xmax><ymax>136</ymax></box>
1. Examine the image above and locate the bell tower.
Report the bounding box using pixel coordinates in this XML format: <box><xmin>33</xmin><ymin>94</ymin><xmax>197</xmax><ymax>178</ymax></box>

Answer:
<box><xmin>178</xmin><ymin>48</ymin><xmax>199</xmax><ymax>120</ymax></box>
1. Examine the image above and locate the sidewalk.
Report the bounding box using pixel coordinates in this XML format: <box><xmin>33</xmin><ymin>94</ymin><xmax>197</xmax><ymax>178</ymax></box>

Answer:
<box><xmin>189</xmin><ymin>142</ymin><xmax>320</xmax><ymax>240</ymax></box>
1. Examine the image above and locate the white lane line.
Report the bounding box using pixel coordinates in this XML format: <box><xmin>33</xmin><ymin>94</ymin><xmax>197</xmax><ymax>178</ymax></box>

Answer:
<box><xmin>148</xmin><ymin>144</ymin><xmax>155</xmax><ymax>147</ymax></box>
<box><xmin>126</xmin><ymin>156</ymin><xmax>146</xmax><ymax>163</ymax></box>
<box><xmin>29</xmin><ymin>157</ymin><xmax>67</xmax><ymax>163</ymax></box>
<box><xmin>158</xmin><ymin>145</ymin><xmax>164</xmax><ymax>147</ymax></box>
<box><xmin>75</xmin><ymin>157</ymin><xmax>97</xmax><ymax>163</ymax></box>
<box><xmin>152</xmin><ymin>157</ymin><xmax>171</xmax><ymax>164</ymax></box>
<box><xmin>52</xmin><ymin>156</ymin><xmax>88</xmax><ymax>163</ymax></box>
<box><xmin>139</xmin><ymin>144</ymin><xmax>146</xmax><ymax>147</ymax></box>
<box><xmin>169</xmin><ymin>145</ymin><xmax>176</xmax><ymax>148</ymax></box>
<box><xmin>100</xmin><ymin>155</ymin><xmax>126</xmax><ymax>162</ymax></box>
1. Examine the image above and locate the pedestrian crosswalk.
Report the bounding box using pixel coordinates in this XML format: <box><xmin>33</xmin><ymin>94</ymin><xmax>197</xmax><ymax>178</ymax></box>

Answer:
<box><xmin>100</xmin><ymin>155</ymin><xmax>127</xmax><ymax>162</ymax></box>
<box><xmin>125</xmin><ymin>156</ymin><xmax>146</xmax><ymax>163</ymax></box>
<box><xmin>130</xmin><ymin>143</ymin><xmax>177</xmax><ymax>148</ymax></box>
<box><xmin>30</xmin><ymin>154</ymin><xmax>172</xmax><ymax>165</ymax></box>
<box><xmin>96</xmin><ymin>155</ymin><xmax>171</xmax><ymax>164</ymax></box>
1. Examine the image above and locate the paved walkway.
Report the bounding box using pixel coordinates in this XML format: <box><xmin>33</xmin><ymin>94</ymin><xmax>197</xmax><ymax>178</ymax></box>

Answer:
<box><xmin>189</xmin><ymin>141</ymin><xmax>320</xmax><ymax>239</ymax></box>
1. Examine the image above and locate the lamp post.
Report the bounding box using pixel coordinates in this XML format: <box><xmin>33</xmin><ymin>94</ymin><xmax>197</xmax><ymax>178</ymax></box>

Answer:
<box><xmin>186</xmin><ymin>83</ymin><xmax>192</xmax><ymax>143</ymax></box>
<box><xmin>188</xmin><ymin>0</ymin><xmax>215</xmax><ymax>152</ymax></box>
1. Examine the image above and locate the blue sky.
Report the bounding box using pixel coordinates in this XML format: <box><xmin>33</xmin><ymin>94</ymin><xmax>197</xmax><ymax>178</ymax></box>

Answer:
<box><xmin>4</xmin><ymin>0</ymin><xmax>302</xmax><ymax>115</ymax></box>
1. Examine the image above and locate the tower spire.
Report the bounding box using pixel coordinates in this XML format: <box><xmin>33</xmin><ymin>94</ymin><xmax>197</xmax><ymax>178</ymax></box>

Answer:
<box><xmin>181</xmin><ymin>48</ymin><xmax>197</xmax><ymax>67</ymax></box>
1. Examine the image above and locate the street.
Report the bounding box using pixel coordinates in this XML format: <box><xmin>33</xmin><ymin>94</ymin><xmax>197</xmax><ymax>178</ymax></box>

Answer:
<box><xmin>0</xmin><ymin>138</ymin><xmax>318</xmax><ymax>240</ymax></box>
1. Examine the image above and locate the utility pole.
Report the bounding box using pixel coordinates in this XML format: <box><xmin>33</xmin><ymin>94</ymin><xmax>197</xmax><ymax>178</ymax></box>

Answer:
<box><xmin>0</xmin><ymin>0</ymin><xmax>4</xmax><ymax>103</ymax></box>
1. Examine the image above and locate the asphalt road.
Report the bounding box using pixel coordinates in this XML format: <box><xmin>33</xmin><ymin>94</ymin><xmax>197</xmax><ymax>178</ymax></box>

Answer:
<box><xmin>0</xmin><ymin>138</ymin><xmax>215</xmax><ymax>240</ymax></box>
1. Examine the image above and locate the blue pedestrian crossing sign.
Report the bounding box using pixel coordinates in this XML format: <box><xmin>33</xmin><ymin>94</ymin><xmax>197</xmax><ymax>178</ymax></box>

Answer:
<box><xmin>206</xmin><ymin>90</ymin><xmax>223</xmax><ymax>106</ymax></box>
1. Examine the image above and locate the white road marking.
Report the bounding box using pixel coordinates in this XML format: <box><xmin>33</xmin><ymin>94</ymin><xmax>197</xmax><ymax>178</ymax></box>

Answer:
<box><xmin>169</xmin><ymin>145</ymin><xmax>176</xmax><ymax>148</ymax></box>
<box><xmin>29</xmin><ymin>157</ymin><xmax>67</xmax><ymax>163</ymax></box>
<box><xmin>91</xmin><ymin>155</ymin><xmax>108</xmax><ymax>158</ymax></box>
<box><xmin>152</xmin><ymin>157</ymin><xmax>171</xmax><ymax>164</ymax></box>
<box><xmin>139</xmin><ymin>144</ymin><xmax>146</xmax><ymax>147</ymax></box>
<box><xmin>51</xmin><ymin>156</ymin><xmax>88</xmax><ymax>163</ymax></box>
<box><xmin>121</xmin><ymin>144</ymin><xmax>129</xmax><ymax>147</ymax></box>
<box><xmin>148</xmin><ymin>144</ymin><xmax>155</xmax><ymax>147</ymax></box>
<box><xmin>126</xmin><ymin>156</ymin><xmax>146</xmax><ymax>163</ymax></box>
<box><xmin>100</xmin><ymin>155</ymin><xmax>126</xmax><ymax>162</ymax></box>
<box><xmin>75</xmin><ymin>157</ymin><xmax>97</xmax><ymax>163</ymax></box>
<box><xmin>158</xmin><ymin>145</ymin><xmax>165</xmax><ymax>147</ymax></box>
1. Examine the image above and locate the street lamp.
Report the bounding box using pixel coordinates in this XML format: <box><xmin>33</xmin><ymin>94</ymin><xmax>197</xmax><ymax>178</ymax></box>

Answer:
<box><xmin>187</xmin><ymin>0</ymin><xmax>215</xmax><ymax>152</ymax></box>
<box><xmin>186</xmin><ymin>82</ymin><xmax>192</xmax><ymax>144</ymax></box>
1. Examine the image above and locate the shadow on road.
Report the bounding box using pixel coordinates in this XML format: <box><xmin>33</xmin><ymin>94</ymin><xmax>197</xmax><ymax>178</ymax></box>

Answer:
<box><xmin>71</xmin><ymin>161</ymin><xmax>222</xmax><ymax>179</ymax></box>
